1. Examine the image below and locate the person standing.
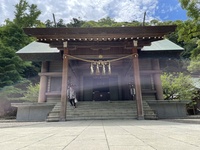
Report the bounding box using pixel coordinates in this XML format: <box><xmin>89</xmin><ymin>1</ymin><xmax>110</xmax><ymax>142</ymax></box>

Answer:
<box><xmin>68</xmin><ymin>84</ymin><xmax>76</xmax><ymax>108</ymax></box>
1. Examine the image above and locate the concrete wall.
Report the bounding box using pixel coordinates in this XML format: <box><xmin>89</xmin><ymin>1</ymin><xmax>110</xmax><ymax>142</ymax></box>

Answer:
<box><xmin>13</xmin><ymin>103</ymin><xmax>54</xmax><ymax>121</ymax></box>
<box><xmin>147</xmin><ymin>100</ymin><xmax>189</xmax><ymax>119</ymax></box>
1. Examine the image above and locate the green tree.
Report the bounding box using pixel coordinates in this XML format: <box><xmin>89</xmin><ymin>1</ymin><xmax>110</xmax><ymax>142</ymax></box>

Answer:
<box><xmin>150</xmin><ymin>19</ymin><xmax>160</xmax><ymax>26</ymax></box>
<box><xmin>81</xmin><ymin>18</ymin><xmax>141</xmax><ymax>27</ymax></box>
<box><xmin>0</xmin><ymin>0</ymin><xmax>42</xmax><ymax>87</ymax></box>
<box><xmin>97</xmin><ymin>17</ymin><xmax>116</xmax><ymax>27</ymax></box>
<box><xmin>45</xmin><ymin>19</ymin><xmax>54</xmax><ymax>28</ymax></box>
<box><xmin>0</xmin><ymin>23</ymin><xmax>31</xmax><ymax>51</ymax></box>
<box><xmin>67</xmin><ymin>18</ymin><xmax>85</xmax><ymax>27</ymax></box>
<box><xmin>0</xmin><ymin>0</ymin><xmax>42</xmax><ymax>50</ymax></box>
<box><xmin>180</xmin><ymin>0</ymin><xmax>200</xmax><ymax>20</ymax></box>
<box><xmin>44</xmin><ymin>19</ymin><xmax>67</xmax><ymax>28</ymax></box>
<box><xmin>14</xmin><ymin>0</ymin><xmax>43</xmax><ymax>28</ymax></box>
<box><xmin>187</xmin><ymin>55</ymin><xmax>200</xmax><ymax>73</ymax></box>
<box><xmin>161</xmin><ymin>72</ymin><xmax>196</xmax><ymax>100</ymax></box>
<box><xmin>81</xmin><ymin>20</ymin><xmax>99</xmax><ymax>27</ymax></box>
<box><xmin>57</xmin><ymin>19</ymin><xmax>66</xmax><ymax>27</ymax></box>
<box><xmin>0</xmin><ymin>42</ymin><xmax>27</xmax><ymax>87</ymax></box>
<box><xmin>178</xmin><ymin>0</ymin><xmax>200</xmax><ymax>73</ymax></box>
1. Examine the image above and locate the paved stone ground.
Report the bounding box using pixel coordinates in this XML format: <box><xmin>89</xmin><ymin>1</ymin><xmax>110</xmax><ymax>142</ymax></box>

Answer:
<box><xmin>0</xmin><ymin>119</ymin><xmax>200</xmax><ymax>150</ymax></box>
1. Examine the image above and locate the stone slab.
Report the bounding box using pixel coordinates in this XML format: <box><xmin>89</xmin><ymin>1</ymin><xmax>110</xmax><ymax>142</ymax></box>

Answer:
<box><xmin>12</xmin><ymin>103</ymin><xmax>54</xmax><ymax>121</ymax></box>
<box><xmin>0</xmin><ymin>120</ymin><xmax>200</xmax><ymax>150</ymax></box>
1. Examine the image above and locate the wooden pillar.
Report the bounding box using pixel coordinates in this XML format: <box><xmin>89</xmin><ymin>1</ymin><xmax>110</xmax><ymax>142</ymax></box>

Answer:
<box><xmin>60</xmin><ymin>42</ymin><xmax>69</xmax><ymax>121</ymax></box>
<box><xmin>38</xmin><ymin>61</ymin><xmax>48</xmax><ymax>103</ymax></box>
<box><xmin>132</xmin><ymin>41</ymin><xmax>144</xmax><ymax>120</ymax></box>
<box><xmin>152</xmin><ymin>59</ymin><xmax>164</xmax><ymax>100</ymax></box>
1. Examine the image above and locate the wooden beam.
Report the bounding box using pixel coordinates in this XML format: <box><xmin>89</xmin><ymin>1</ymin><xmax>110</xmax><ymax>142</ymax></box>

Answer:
<box><xmin>132</xmin><ymin>47</ymin><xmax>144</xmax><ymax>120</ymax></box>
<box><xmin>60</xmin><ymin>47</ymin><xmax>69</xmax><ymax>121</ymax></box>
<box><xmin>48</xmin><ymin>40</ymin><xmax>154</xmax><ymax>50</ymax></box>
<box><xmin>24</xmin><ymin>25</ymin><xmax>176</xmax><ymax>40</ymax></box>
<box><xmin>140</xmin><ymin>70</ymin><xmax>162</xmax><ymax>74</ymax></box>
<box><xmin>45</xmin><ymin>92</ymin><xmax>61</xmax><ymax>96</ymax></box>
<box><xmin>38</xmin><ymin>72</ymin><xmax>62</xmax><ymax>77</ymax></box>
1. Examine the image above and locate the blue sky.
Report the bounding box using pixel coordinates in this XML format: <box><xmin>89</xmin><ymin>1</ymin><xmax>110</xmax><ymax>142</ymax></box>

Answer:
<box><xmin>0</xmin><ymin>0</ymin><xmax>188</xmax><ymax>25</ymax></box>
<box><xmin>156</xmin><ymin>0</ymin><xmax>187</xmax><ymax>21</ymax></box>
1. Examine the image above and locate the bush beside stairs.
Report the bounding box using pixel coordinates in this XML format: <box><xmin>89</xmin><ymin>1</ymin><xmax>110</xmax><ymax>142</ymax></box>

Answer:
<box><xmin>46</xmin><ymin>101</ymin><xmax>157</xmax><ymax>122</ymax></box>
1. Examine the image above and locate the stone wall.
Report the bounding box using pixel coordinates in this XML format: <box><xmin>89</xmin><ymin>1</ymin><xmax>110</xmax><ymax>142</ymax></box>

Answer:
<box><xmin>147</xmin><ymin>100</ymin><xmax>189</xmax><ymax>119</ymax></box>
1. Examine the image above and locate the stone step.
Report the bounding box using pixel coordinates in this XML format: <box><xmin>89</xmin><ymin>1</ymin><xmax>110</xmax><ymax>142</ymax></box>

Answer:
<box><xmin>53</xmin><ymin>101</ymin><xmax>150</xmax><ymax>105</ymax></box>
<box><xmin>49</xmin><ymin>111</ymin><xmax>154</xmax><ymax>116</ymax></box>
<box><xmin>46</xmin><ymin>101</ymin><xmax>158</xmax><ymax>121</ymax></box>
<box><xmin>66</xmin><ymin>116</ymin><xmax>137</xmax><ymax>121</ymax></box>
<box><xmin>46</xmin><ymin>115</ymin><xmax>157</xmax><ymax>121</ymax></box>
<box><xmin>144</xmin><ymin>114</ymin><xmax>158</xmax><ymax>120</ymax></box>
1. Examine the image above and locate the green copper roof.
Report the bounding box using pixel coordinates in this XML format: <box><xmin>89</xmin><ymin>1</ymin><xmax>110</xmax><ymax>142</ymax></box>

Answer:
<box><xmin>16</xmin><ymin>41</ymin><xmax>61</xmax><ymax>61</ymax></box>
<box><xmin>142</xmin><ymin>39</ymin><xmax>184</xmax><ymax>51</ymax></box>
<box><xmin>17</xmin><ymin>41</ymin><xmax>59</xmax><ymax>53</ymax></box>
<box><xmin>17</xmin><ymin>39</ymin><xmax>183</xmax><ymax>61</ymax></box>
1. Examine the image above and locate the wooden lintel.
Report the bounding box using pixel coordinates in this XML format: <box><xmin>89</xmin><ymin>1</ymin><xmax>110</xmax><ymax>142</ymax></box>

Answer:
<box><xmin>140</xmin><ymin>70</ymin><xmax>162</xmax><ymax>74</ymax></box>
<box><xmin>142</xmin><ymin>90</ymin><xmax>157</xmax><ymax>94</ymax></box>
<box><xmin>45</xmin><ymin>92</ymin><xmax>61</xmax><ymax>96</ymax></box>
<box><xmin>38</xmin><ymin>72</ymin><xmax>62</xmax><ymax>77</ymax></box>
<box><xmin>49</xmin><ymin>40</ymin><xmax>153</xmax><ymax>51</ymax></box>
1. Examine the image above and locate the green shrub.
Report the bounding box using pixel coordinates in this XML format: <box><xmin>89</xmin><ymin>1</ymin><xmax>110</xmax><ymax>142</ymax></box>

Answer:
<box><xmin>0</xmin><ymin>86</ymin><xmax>24</xmax><ymax>101</ymax></box>
<box><xmin>22</xmin><ymin>83</ymin><xmax>39</xmax><ymax>102</ymax></box>
<box><xmin>161</xmin><ymin>72</ymin><xmax>196</xmax><ymax>100</ymax></box>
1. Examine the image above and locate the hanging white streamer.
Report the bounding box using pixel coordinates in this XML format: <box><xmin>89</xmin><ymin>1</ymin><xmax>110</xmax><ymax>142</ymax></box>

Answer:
<box><xmin>108</xmin><ymin>62</ymin><xmax>111</xmax><ymax>74</ymax></box>
<box><xmin>90</xmin><ymin>63</ymin><xmax>94</xmax><ymax>74</ymax></box>
<box><xmin>96</xmin><ymin>63</ymin><xmax>100</xmax><ymax>75</ymax></box>
<box><xmin>102</xmin><ymin>63</ymin><xmax>106</xmax><ymax>75</ymax></box>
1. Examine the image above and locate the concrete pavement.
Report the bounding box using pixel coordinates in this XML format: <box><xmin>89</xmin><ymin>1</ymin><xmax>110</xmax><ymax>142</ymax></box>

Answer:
<box><xmin>0</xmin><ymin>119</ymin><xmax>200</xmax><ymax>150</ymax></box>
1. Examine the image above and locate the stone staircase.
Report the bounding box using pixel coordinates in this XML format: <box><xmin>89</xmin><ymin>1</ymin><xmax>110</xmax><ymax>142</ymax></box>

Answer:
<box><xmin>46</xmin><ymin>101</ymin><xmax>157</xmax><ymax>122</ymax></box>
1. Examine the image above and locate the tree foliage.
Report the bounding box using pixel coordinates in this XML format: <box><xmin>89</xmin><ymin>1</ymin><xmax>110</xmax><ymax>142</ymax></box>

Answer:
<box><xmin>22</xmin><ymin>83</ymin><xmax>39</xmax><ymax>101</ymax></box>
<box><xmin>187</xmin><ymin>55</ymin><xmax>200</xmax><ymax>73</ymax></box>
<box><xmin>161</xmin><ymin>72</ymin><xmax>196</xmax><ymax>100</ymax></box>
<box><xmin>0</xmin><ymin>86</ymin><xmax>24</xmax><ymax>101</ymax></box>
<box><xmin>177</xmin><ymin>0</ymin><xmax>200</xmax><ymax>73</ymax></box>
<box><xmin>0</xmin><ymin>23</ymin><xmax>31</xmax><ymax>50</ymax></box>
<box><xmin>67</xmin><ymin>18</ymin><xmax>85</xmax><ymax>27</ymax></box>
<box><xmin>0</xmin><ymin>0</ymin><xmax>42</xmax><ymax>88</ymax></box>
<box><xmin>14</xmin><ymin>0</ymin><xmax>43</xmax><ymax>28</ymax></box>
<box><xmin>45</xmin><ymin>17</ymin><xmax>172</xmax><ymax>28</ymax></box>
<box><xmin>180</xmin><ymin>0</ymin><xmax>200</xmax><ymax>20</ymax></box>
<box><xmin>0</xmin><ymin>41</ymin><xmax>27</xmax><ymax>87</ymax></box>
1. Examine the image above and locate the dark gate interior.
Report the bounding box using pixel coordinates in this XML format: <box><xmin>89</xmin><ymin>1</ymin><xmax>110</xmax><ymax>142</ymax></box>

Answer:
<box><xmin>83</xmin><ymin>75</ymin><xmax>120</xmax><ymax>101</ymax></box>
<box><xmin>93</xmin><ymin>76</ymin><xmax>109</xmax><ymax>101</ymax></box>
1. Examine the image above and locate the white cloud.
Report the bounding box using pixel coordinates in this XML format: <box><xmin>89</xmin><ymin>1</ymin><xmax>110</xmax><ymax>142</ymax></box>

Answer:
<box><xmin>0</xmin><ymin>0</ymin><xmax>18</xmax><ymax>23</ymax></box>
<box><xmin>1</xmin><ymin>0</ymin><xmax>178</xmax><ymax>25</ymax></box>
